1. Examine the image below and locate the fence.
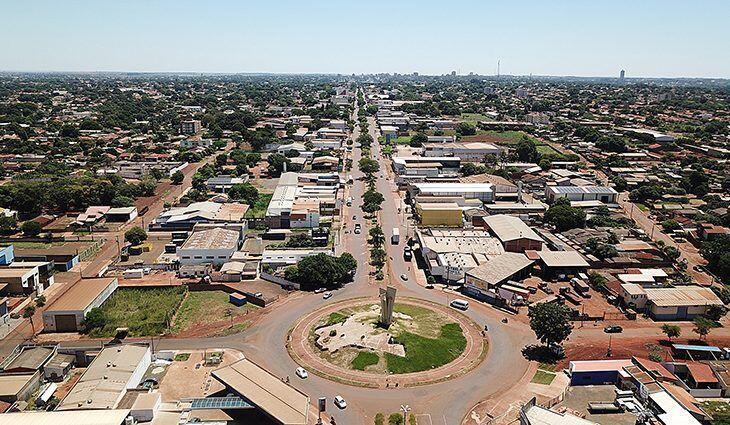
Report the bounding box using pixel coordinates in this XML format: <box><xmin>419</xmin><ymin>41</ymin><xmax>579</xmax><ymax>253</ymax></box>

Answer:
<box><xmin>260</xmin><ymin>272</ymin><xmax>300</xmax><ymax>290</ymax></box>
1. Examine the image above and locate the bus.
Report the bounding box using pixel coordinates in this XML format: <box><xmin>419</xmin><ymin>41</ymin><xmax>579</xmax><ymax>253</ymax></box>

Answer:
<box><xmin>391</xmin><ymin>228</ymin><xmax>400</xmax><ymax>244</ymax></box>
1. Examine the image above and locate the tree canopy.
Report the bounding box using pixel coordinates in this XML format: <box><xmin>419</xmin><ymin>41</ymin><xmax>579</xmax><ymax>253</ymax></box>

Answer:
<box><xmin>528</xmin><ymin>302</ymin><xmax>573</xmax><ymax>347</ymax></box>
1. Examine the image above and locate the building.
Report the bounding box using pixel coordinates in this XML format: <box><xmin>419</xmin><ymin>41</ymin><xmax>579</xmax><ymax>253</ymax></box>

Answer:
<box><xmin>151</xmin><ymin>201</ymin><xmax>248</xmax><ymax>230</ymax></box>
<box><xmin>0</xmin><ymin>266</ymin><xmax>41</xmax><ymax>296</ymax></box>
<box><xmin>483</xmin><ymin>215</ymin><xmax>543</xmax><ymax>252</ymax></box>
<box><xmin>105</xmin><ymin>207</ymin><xmax>138</xmax><ymax>223</ymax></box>
<box><xmin>408</xmin><ymin>182</ymin><xmax>495</xmax><ymax>203</ymax></box>
<box><xmin>619</xmin><ymin>285</ymin><xmax>723</xmax><ymax>320</ymax></box>
<box><xmin>180</xmin><ymin>119</ymin><xmax>202</xmax><ymax>135</ymax></box>
<box><xmin>42</xmin><ymin>277</ymin><xmax>118</xmax><ymax>332</ymax></box>
<box><xmin>416</xmin><ymin>229</ymin><xmax>505</xmax><ymax>283</ymax></box>
<box><xmin>568</xmin><ymin>359</ymin><xmax>633</xmax><ymax>386</ymax></box>
<box><xmin>265</xmin><ymin>172</ymin><xmax>338</xmax><ymax>229</ymax></box>
<box><xmin>261</xmin><ymin>248</ymin><xmax>333</xmax><ymax>268</ymax></box>
<box><xmin>57</xmin><ymin>344</ymin><xmax>151</xmax><ymax>411</ymax></box>
<box><xmin>464</xmin><ymin>253</ymin><xmax>533</xmax><ymax>294</ymax></box>
<box><xmin>0</xmin><ymin>372</ymin><xmax>41</xmax><ymax>404</ymax></box>
<box><xmin>212</xmin><ymin>358</ymin><xmax>310</xmax><ymax>425</ymax></box>
<box><xmin>0</xmin><ymin>345</ymin><xmax>55</xmax><ymax>374</ymax></box>
<box><xmin>530</xmin><ymin>250</ymin><xmax>589</xmax><ymax>279</ymax></box>
<box><xmin>14</xmin><ymin>246</ymin><xmax>80</xmax><ymax>272</ymax></box>
<box><xmin>415</xmin><ymin>202</ymin><xmax>463</xmax><ymax>227</ymax></box>
<box><xmin>0</xmin><ymin>409</ymin><xmax>131</xmax><ymax>425</ymax></box>
<box><xmin>177</xmin><ymin>227</ymin><xmax>243</xmax><ymax>265</ymax></box>
<box><xmin>180</xmin><ymin>135</ymin><xmax>213</xmax><ymax>148</ymax></box>
<box><xmin>0</xmin><ymin>245</ymin><xmax>14</xmax><ymax>265</ymax></box>
<box><xmin>206</xmin><ymin>175</ymin><xmax>249</xmax><ymax>193</ymax></box>
<box><xmin>545</xmin><ymin>186</ymin><xmax>618</xmax><ymax>204</ymax></box>
<box><xmin>422</xmin><ymin>141</ymin><xmax>502</xmax><ymax>161</ymax></box>
<box><xmin>520</xmin><ymin>397</ymin><xmax>597</xmax><ymax>425</ymax></box>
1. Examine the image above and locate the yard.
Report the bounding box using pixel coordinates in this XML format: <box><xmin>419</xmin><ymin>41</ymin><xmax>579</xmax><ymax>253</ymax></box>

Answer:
<box><xmin>89</xmin><ymin>287</ymin><xmax>186</xmax><ymax>337</ymax></box>
<box><xmin>171</xmin><ymin>290</ymin><xmax>258</xmax><ymax>334</ymax></box>
<box><xmin>245</xmin><ymin>192</ymin><xmax>273</xmax><ymax>218</ymax></box>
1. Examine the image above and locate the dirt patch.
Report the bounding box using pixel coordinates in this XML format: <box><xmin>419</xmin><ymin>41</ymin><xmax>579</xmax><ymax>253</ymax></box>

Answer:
<box><xmin>157</xmin><ymin>349</ymin><xmax>245</xmax><ymax>402</ymax></box>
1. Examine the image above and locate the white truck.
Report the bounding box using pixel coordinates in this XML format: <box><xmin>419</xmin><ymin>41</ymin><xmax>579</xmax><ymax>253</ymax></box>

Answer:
<box><xmin>391</xmin><ymin>228</ymin><xmax>400</xmax><ymax>244</ymax></box>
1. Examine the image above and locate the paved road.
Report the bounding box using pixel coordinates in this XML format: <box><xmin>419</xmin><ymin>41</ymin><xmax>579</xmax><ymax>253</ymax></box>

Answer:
<box><xmin>158</xmin><ymin>111</ymin><xmax>534</xmax><ymax>424</ymax></box>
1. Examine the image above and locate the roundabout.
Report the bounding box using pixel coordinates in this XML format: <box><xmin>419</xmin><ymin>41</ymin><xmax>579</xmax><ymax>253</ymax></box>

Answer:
<box><xmin>287</xmin><ymin>296</ymin><xmax>488</xmax><ymax>388</ymax></box>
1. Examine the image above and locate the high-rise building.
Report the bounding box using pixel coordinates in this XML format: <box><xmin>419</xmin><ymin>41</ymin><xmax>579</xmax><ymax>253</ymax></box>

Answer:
<box><xmin>180</xmin><ymin>119</ymin><xmax>202</xmax><ymax>135</ymax></box>
<box><xmin>619</xmin><ymin>69</ymin><xmax>626</xmax><ymax>82</ymax></box>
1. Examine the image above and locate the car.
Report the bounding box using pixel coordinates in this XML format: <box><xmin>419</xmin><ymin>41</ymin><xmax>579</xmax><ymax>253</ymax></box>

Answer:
<box><xmin>354</xmin><ymin>227</ymin><xmax>361</xmax><ymax>234</ymax></box>
<box><xmin>314</xmin><ymin>287</ymin><xmax>327</xmax><ymax>294</ymax></box>
<box><xmin>425</xmin><ymin>284</ymin><xmax>434</xmax><ymax>289</ymax></box>
<box><xmin>400</xmin><ymin>274</ymin><xmax>408</xmax><ymax>281</ymax></box>
<box><xmin>334</xmin><ymin>395</ymin><xmax>347</xmax><ymax>409</ymax></box>
<box><xmin>604</xmin><ymin>325</ymin><xmax>623</xmax><ymax>333</ymax></box>
<box><xmin>323</xmin><ymin>291</ymin><xmax>332</xmax><ymax>299</ymax></box>
<box><xmin>295</xmin><ymin>367</ymin><xmax>308</xmax><ymax>379</ymax></box>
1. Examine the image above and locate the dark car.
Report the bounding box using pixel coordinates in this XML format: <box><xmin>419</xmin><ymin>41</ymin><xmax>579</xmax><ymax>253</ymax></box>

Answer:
<box><xmin>604</xmin><ymin>325</ymin><xmax>623</xmax><ymax>333</ymax></box>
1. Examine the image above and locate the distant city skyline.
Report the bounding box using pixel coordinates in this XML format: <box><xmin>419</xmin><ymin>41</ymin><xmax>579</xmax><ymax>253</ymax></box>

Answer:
<box><xmin>2</xmin><ymin>0</ymin><xmax>729</xmax><ymax>78</ymax></box>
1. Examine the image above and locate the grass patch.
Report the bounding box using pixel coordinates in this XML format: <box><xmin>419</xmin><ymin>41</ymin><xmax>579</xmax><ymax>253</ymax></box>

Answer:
<box><xmin>245</xmin><ymin>193</ymin><xmax>273</xmax><ymax>218</ymax></box>
<box><xmin>701</xmin><ymin>401</ymin><xmax>730</xmax><ymax>424</ymax></box>
<box><xmin>174</xmin><ymin>353</ymin><xmax>191</xmax><ymax>361</ymax></box>
<box><xmin>531</xmin><ymin>369</ymin><xmax>557</xmax><ymax>385</ymax></box>
<box><xmin>351</xmin><ymin>351</ymin><xmax>379</xmax><ymax>370</ymax></box>
<box><xmin>460</xmin><ymin>113</ymin><xmax>491</xmax><ymax>124</ymax></box>
<box><xmin>536</xmin><ymin>144</ymin><xmax>560</xmax><ymax>156</ymax></box>
<box><xmin>538</xmin><ymin>362</ymin><xmax>557</xmax><ymax>372</ymax></box>
<box><xmin>385</xmin><ymin>323</ymin><xmax>466</xmax><ymax>374</ymax></box>
<box><xmin>324</xmin><ymin>312</ymin><xmax>348</xmax><ymax>327</ymax></box>
<box><xmin>171</xmin><ymin>290</ymin><xmax>257</xmax><ymax>333</ymax></box>
<box><xmin>10</xmin><ymin>241</ymin><xmax>64</xmax><ymax>249</ymax></box>
<box><xmin>89</xmin><ymin>287</ymin><xmax>186</xmax><ymax>337</ymax></box>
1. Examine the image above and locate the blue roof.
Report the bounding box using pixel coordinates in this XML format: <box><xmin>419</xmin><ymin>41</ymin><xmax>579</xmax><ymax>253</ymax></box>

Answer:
<box><xmin>672</xmin><ymin>344</ymin><xmax>722</xmax><ymax>352</ymax></box>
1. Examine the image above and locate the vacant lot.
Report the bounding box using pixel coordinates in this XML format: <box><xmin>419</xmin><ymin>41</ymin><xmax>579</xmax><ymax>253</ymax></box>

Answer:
<box><xmin>90</xmin><ymin>287</ymin><xmax>186</xmax><ymax>337</ymax></box>
<box><xmin>245</xmin><ymin>192</ymin><xmax>273</xmax><ymax>218</ymax></box>
<box><xmin>171</xmin><ymin>290</ymin><xmax>258</xmax><ymax>334</ymax></box>
<box><xmin>459</xmin><ymin>113</ymin><xmax>492</xmax><ymax>124</ymax></box>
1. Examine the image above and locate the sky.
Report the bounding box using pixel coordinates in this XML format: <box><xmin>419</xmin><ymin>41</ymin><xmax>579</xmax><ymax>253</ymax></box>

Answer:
<box><xmin>2</xmin><ymin>0</ymin><xmax>729</xmax><ymax>78</ymax></box>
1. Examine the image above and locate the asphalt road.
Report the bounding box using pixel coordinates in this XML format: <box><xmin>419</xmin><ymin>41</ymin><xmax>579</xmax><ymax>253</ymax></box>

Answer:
<box><xmin>158</xmin><ymin>112</ymin><xmax>535</xmax><ymax>424</ymax></box>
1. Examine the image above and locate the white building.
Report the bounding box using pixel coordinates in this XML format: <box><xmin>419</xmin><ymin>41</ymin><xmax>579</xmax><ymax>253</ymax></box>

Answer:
<box><xmin>409</xmin><ymin>182</ymin><xmax>495</xmax><ymax>203</ymax></box>
<box><xmin>422</xmin><ymin>142</ymin><xmax>502</xmax><ymax>162</ymax></box>
<box><xmin>545</xmin><ymin>186</ymin><xmax>618</xmax><ymax>204</ymax></box>
<box><xmin>177</xmin><ymin>227</ymin><xmax>243</xmax><ymax>265</ymax></box>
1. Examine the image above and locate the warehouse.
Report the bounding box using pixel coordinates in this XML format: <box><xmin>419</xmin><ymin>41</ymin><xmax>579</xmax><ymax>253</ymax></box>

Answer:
<box><xmin>0</xmin><ymin>410</ymin><xmax>131</xmax><ymax>425</ymax></box>
<box><xmin>408</xmin><ymin>182</ymin><xmax>495</xmax><ymax>203</ymax></box>
<box><xmin>483</xmin><ymin>215</ymin><xmax>543</xmax><ymax>252</ymax></box>
<box><xmin>42</xmin><ymin>277</ymin><xmax>118</xmax><ymax>332</ymax></box>
<box><xmin>0</xmin><ymin>372</ymin><xmax>41</xmax><ymax>403</ymax></box>
<box><xmin>568</xmin><ymin>359</ymin><xmax>633</xmax><ymax>386</ymax></box>
<box><xmin>464</xmin><ymin>253</ymin><xmax>534</xmax><ymax>292</ymax></box>
<box><xmin>544</xmin><ymin>185</ymin><xmax>618</xmax><ymax>204</ymax></box>
<box><xmin>530</xmin><ymin>250</ymin><xmax>589</xmax><ymax>279</ymax></box>
<box><xmin>415</xmin><ymin>202</ymin><xmax>463</xmax><ymax>227</ymax></box>
<box><xmin>57</xmin><ymin>344</ymin><xmax>151</xmax><ymax>411</ymax></box>
<box><xmin>177</xmin><ymin>227</ymin><xmax>243</xmax><ymax>266</ymax></box>
<box><xmin>619</xmin><ymin>285</ymin><xmax>723</xmax><ymax>320</ymax></box>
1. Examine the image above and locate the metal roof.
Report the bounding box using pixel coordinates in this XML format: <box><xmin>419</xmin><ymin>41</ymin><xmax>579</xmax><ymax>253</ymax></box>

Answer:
<box><xmin>672</xmin><ymin>344</ymin><xmax>723</xmax><ymax>353</ymax></box>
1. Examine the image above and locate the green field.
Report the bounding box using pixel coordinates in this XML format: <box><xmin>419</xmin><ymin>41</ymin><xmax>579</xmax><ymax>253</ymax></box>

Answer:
<box><xmin>89</xmin><ymin>287</ymin><xmax>186</xmax><ymax>337</ymax></box>
<box><xmin>385</xmin><ymin>323</ymin><xmax>466</xmax><ymax>374</ymax></box>
<box><xmin>245</xmin><ymin>193</ymin><xmax>273</xmax><ymax>218</ymax></box>
<box><xmin>536</xmin><ymin>144</ymin><xmax>561</xmax><ymax>156</ymax></box>
<box><xmin>324</xmin><ymin>312</ymin><xmax>348</xmax><ymax>327</ymax></box>
<box><xmin>531</xmin><ymin>370</ymin><xmax>557</xmax><ymax>385</ymax></box>
<box><xmin>701</xmin><ymin>401</ymin><xmax>730</xmax><ymax>425</ymax></box>
<box><xmin>351</xmin><ymin>351</ymin><xmax>380</xmax><ymax>370</ymax></box>
<box><xmin>459</xmin><ymin>113</ymin><xmax>492</xmax><ymax>124</ymax></box>
<box><xmin>171</xmin><ymin>290</ymin><xmax>257</xmax><ymax>333</ymax></box>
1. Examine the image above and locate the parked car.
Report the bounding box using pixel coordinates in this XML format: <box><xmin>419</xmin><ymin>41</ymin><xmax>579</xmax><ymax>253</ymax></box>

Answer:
<box><xmin>314</xmin><ymin>287</ymin><xmax>327</xmax><ymax>294</ymax></box>
<box><xmin>400</xmin><ymin>274</ymin><xmax>408</xmax><ymax>281</ymax></box>
<box><xmin>323</xmin><ymin>291</ymin><xmax>332</xmax><ymax>300</ymax></box>
<box><xmin>604</xmin><ymin>325</ymin><xmax>623</xmax><ymax>333</ymax></box>
<box><xmin>334</xmin><ymin>395</ymin><xmax>347</xmax><ymax>409</ymax></box>
<box><xmin>450</xmin><ymin>299</ymin><xmax>469</xmax><ymax>310</ymax></box>
<box><xmin>295</xmin><ymin>367</ymin><xmax>308</xmax><ymax>379</ymax></box>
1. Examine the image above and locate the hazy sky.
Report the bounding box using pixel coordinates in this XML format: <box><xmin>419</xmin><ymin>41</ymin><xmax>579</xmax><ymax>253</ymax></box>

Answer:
<box><xmin>2</xmin><ymin>0</ymin><xmax>728</xmax><ymax>78</ymax></box>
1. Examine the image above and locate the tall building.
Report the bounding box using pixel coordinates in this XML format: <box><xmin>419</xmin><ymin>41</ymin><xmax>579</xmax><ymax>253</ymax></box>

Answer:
<box><xmin>619</xmin><ymin>69</ymin><xmax>626</xmax><ymax>83</ymax></box>
<box><xmin>180</xmin><ymin>119</ymin><xmax>202</xmax><ymax>135</ymax></box>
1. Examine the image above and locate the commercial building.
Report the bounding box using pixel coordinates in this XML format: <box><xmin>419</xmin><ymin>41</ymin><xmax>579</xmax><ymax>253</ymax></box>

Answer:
<box><xmin>568</xmin><ymin>359</ymin><xmax>634</xmax><ymax>386</ymax></box>
<box><xmin>392</xmin><ymin>156</ymin><xmax>461</xmax><ymax>185</ymax></box>
<box><xmin>0</xmin><ymin>372</ymin><xmax>41</xmax><ymax>404</ymax></box>
<box><xmin>42</xmin><ymin>277</ymin><xmax>118</xmax><ymax>332</ymax></box>
<box><xmin>529</xmin><ymin>250</ymin><xmax>589</xmax><ymax>279</ymax></box>
<box><xmin>206</xmin><ymin>175</ymin><xmax>249</xmax><ymax>192</ymax></box>
<box><xmin>180</xmin><ymin>119</ymin><xmax>202</xmax><ymax>135</ymax></box>
<box><xmin>212</xmin><ymin>358</ymin><xmax>310</xmax><ymax>425</ymax></box>
<box><xmin>57</xmin><ymin>344</ymin><xmax>151</xmax><ymax>411</ymax></box>
<box><xmin>483</xmin><ymin>215</ymin><xmax>543</xmax><ymax>252</ymax></box>
<box><xmin>0</xmin><ymin>266</ymin><xmax>41</xmax><ymax>296</ymax></box>
<box><xmin>422</xmin><ymin>141</ymin><xmax>502</xmax><ymax>162</ymax></box>
<box><xmin>177</xmin><ymin>227</ymin><xmax>243</xmax><ymax>265</ymax></box>
<box><xmin>464</xmin><ymin>253</ymin><xmax>534</xmax><ymax>298</ymax></box>
<box><xmin>415</xmin><ymin>202</ymin><xmax>463</xmax><ymax>227</ymax></box>
<box><xmin>265</xmin><ymin>172</ymin><xmax>339</xmax><ymax>229</ymax></box>
<box><xmin>416</xmin><ymin>229</ymin><xmax>504</xmax><ymax>283</ymax></box>
<box><xmin>619</xmin><ymin>285</ymin><xmax>723</xmax><ymax>320</ymax></box>
<box><xmin>519</xmin><ymin>397</ymin><xmax>597</xmax><ymax>425</ymax></box>
<box><xmin>545</xmin><ymin>185</ymin><xmax>618</xmax><ymax>204</ymax></box>
<box><xmin>151</xmin><ymin>201</ymin><xmax>248</xmax><ymax>230</ymax></box>
<box><xmin>14</xmin><ymin>246</ymin><xmax>79</xmax><ymax>271</ymax></box>
<box><xmin>105</xmin><ymin>207</ymin><xmax>138</xmax><ymax>222</ymax></box>
<box><xmin>261</xmin><ymin>248</ymin><xmax>333</xmax><ymax>268</ymax></box>
<box><xmin>0</xmin><ymin>409</ymin><xmax>131</xmax><ymax>425</ymax></box>
<box><xmin>408</xmin><ymin>182</ymin><xmax>495</xmax><ymax>203</ymax></box>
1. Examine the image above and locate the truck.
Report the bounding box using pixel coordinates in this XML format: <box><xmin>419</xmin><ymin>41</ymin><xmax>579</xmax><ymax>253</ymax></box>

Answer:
<box><xmin>391</xmin><ymin>228</ymin><xmax>400</xmax><ymax>244</ymax></box>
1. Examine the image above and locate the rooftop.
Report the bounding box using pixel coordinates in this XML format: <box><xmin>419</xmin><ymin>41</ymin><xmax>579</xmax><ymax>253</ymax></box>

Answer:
<box><xmin>483</xmin><ymin>214</ymin><xmax>542</xmax><ymax>242</ymax></box>
<box><xmin>182</xmin><ymin>227</ymin><xmax>240</xmax><ymax>251</ymax></box>
<box><xmin>0</xmin><ymin>410</ymin><xmax>131</xmax><ymax>425</ymax></box>
<box><xmin>645</xmin><ymin>286</ymin><xmax>723</xmax><ymax>307</ymax></box>
<box><xmin>535</xmin><ymin>250</ymin><xmax>589</xmax><ymax>268</ymax></box>
<box><xmin>0</xmin><ymin>373</ymin><xmax>36</xmax><ymax>396</ymax></box>
<box><xmin>44</xmin><ymin>277</ymin><xmax>117</xmax><ymax>312</ymax></box>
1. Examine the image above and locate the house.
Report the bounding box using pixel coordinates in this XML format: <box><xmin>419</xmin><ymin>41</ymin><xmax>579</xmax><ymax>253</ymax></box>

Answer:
<box><xmin>177</xmin><ymin>227</ymin><xmax>243</xmax><ymax>266</ymax></box>
<box><xmin>0</xmin><ymin>266</ymin><xmax>41</xmax><ymax>296</ymax></box>
<box><xmin>0</xmin><ymin>372</ymin><xmax>41</xmax><ymax>404</ymax></box>
<box><xmin>42</xmin><ymin>277</ymin><xmax>119</xmax><ymax>332</ymax></box>
<box><xmin>483</xmin><ymin>215</ymin><xmax>543</xmax><ymax>252</ymax></box>
<box><xmin>311</xmin><ymin>155</ymin><xmax>339</xmax><ymax>171</ymax></box>
<box><xmin>545</xmin><ymin>186</ymin><xmax>618</xmax><ymax>204</ymax></box>
<box><xmin>105</xmin><ymin>207</ymin><xmax>138</xmax><ymax>223</ymax></box>
<box><xmin>57</xmin><ymin>344</ymin><xmax>151</xmax><ymax>411</ymax></box>
<box><xmin>205</xmin><ymin>175</ymin><xmax>249</xmax><ymax>193</ymax></box>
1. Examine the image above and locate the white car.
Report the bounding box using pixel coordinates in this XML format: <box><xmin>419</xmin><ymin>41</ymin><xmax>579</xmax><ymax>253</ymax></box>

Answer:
<box><xmin>334</xmin><ymin>395</ymin><xmax>347</xmax><ymax>409</ymax></box>
<box><xmin>314</xmin><ymin>287</ymin><xmax>327</xmax><ymax>294</ymax></box>
<box><xmin>295</xmin><ymin>367</ymin><xmax>308</xmax><ymax>379</ymax></box>
<box><xmin>323</xmin><ymin>291</ymin><xmax>333</xmax><ymax>300</ymax></box>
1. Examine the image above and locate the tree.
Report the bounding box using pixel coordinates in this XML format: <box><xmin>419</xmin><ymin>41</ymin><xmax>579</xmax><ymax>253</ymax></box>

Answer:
<box><xmin>125</xmin><ymin>226</ymin><xmax>148</xmax><ymax>246</ymax></box>
<box><xmin>693</xmin><ymin>316</ymin><xmax>714</xmax><ymax>340</ymax></box>
<box><xmin>700</xmin><ymin>235</ymin><xmax>730</xmax><ymax>283</ymax></box>
<box><xmin>528</xmin><ymin>302</ymin><xmax>573</xmax><ymax>347</ymax></box>
<box><xmin>23</xmin><ymin>305</ymin><xmax>36</xmax><ymax>334</ymax></box>
<box><xmin>34</xmin><ymin>295</ymin><xmax>46</xmax><ymax>307</ymax></box>
<box><xmin>409</xmin><ymin>132</ymin><xmax>428</xmax><ymax>147</ymax></box>
<box><xmin>661</xmin><ymin>324</ymin><xmax>681</xmax><ymax>341</ymax></box>
<box><xmin>171</xmin><ymin>170</ymin><xmax>185</xmax><ymax>185</ymax></box>
<box><xmin>285</xmin><ymin>253</ymin><xmax>357</xmax><ymax>289</ymax></box>
<box><xmin>84</xmin><ymin>307</ymin><xmax>107</xmax><ymax>331</ymax></box>
<box><xmin>516</xmin><ymin>136</ymin><xmax>539</xmax><ymax>162</ymax></box>
<box><xmin>369</xmin><ymin>226</ymin><xmax>385</xmax><ymax>246</ymax></box>
<box><xmin>388</xmin><ymin>413</ymin><xmax>404</xmax><ymax>425</ymax></box>
<box><xmin>544</xmin><ymin>201</ymin><xmax>586</xmax><ymax>231</ymax></box>
<box><xmin>0</xmin><ymin>216</ymin><xmax>17</xmax><ymax>235</ymax></box>
<box><xmin>267</xmin><ymin>153</ymin><xmax>290</xmax><ymax>177</ymax></box>
<box><xmin>228</xmin><ymin>183</ymin><xmax>259</xmax><ymax>205</ymax></box>
<box><xmin>705</xmin><ymin>305</ymin><xmax>727</xmax><ymax>322</ymax></box>
<box><xmin>20</xmin><ymin>220</ymin><xmax>42</xmax><ymax>237</ymax></box>
<box><xmin>358</xmin><ymin>157</ymin><xmax>380</xmax><ymax>175</ymax></box>
<box><xmin>456</xmin><ymin>122</ymin><xmax>476</xmax><ymax>136</ymax></box>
